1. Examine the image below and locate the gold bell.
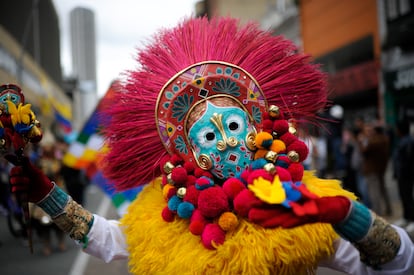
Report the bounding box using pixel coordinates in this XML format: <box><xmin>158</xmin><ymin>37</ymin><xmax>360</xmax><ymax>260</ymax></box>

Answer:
<box><xmin>263</xmin><ymin>163</ymin><xmax>276</xmax><ymax>174</ymax></box>
<box><xmin>265</xmin><ymin>150</ymin><xmax>278</xmax><ymax>163</ymax></box>
<box><xmin>288</xmin><ymin>119</ymin><xmax>297</xmax><ymax>135</ymax></box>
<box><xmin>163</xmin><ymin>161</ymin><xmax>175</xmax><ymax>174</ymax></box>
<box><xmin>268</xmin><ymin>105</ymin><xmax>280</xmax><ymax>118</ymax></box>
<box><xmin>287</xmin><ymin>150</ymin><xmax>300</xmax><ymax>162</ymax></box>
<box><xmin>177</xmin><ymin>187</ymin><xmax>187</xmax><ymax>198</ymax></box>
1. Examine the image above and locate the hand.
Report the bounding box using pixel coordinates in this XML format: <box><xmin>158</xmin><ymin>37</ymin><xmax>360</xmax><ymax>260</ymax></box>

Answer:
<box><xmin>248</xmin><ymin>196</ymin><xmax>351</xmax><ymax>228</ymax></box>
<box><xmin>6</xmin><ymin>155</ymin><xmax>54</xmax><ymax>203</ymax></box>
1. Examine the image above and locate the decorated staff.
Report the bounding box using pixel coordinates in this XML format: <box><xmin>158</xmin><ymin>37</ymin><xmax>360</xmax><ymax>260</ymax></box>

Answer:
<box><xmin>0</xmin><ymin>84</ymin><xmax>43</xmax><ymax>253</ymax></box>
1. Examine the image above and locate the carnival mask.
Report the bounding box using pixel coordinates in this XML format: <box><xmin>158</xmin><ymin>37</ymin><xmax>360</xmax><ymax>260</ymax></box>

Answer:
<box><xmin>188</xmin><ymin>101</ymin><xmax>256</xmax><ymax>179</ymax></box>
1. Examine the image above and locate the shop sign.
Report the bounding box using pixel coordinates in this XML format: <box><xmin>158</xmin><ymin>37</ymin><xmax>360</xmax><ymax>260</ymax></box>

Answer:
<box><xmin>385</xmin><ymin>65</ymin><xmax>414</xmax><ymax>93</ymax></box>
<box><xmin>328</xmin><ymin>61</ymin><xmax>378</xmax><ymax>98</ymax></box>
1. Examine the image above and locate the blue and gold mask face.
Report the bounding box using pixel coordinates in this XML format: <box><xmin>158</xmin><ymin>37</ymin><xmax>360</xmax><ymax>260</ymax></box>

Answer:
<box><xmin>188</xmin><ymin>101</ymin><xmax>256</xmax><ymax>179</ymax></box>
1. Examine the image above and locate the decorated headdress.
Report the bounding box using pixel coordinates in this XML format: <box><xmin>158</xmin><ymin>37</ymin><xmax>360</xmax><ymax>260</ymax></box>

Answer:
<box><xmin>101</xmin><ymin>17</ymin><xmax>327</xmax><ymax>191</ymax></box>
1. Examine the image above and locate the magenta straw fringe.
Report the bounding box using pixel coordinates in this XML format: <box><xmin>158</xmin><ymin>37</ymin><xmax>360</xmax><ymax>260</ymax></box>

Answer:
<box><xmin>101</xmin><ymin>17</ymin><xmax>328</xmax><ymax>191</ymax></box>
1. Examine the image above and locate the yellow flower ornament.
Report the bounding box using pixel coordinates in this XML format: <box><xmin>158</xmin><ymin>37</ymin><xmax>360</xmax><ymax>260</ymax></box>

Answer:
<box><xmin>249</xmin><ymin>175</ymin><xmax>286</xmax><ymax>204</ymax></box>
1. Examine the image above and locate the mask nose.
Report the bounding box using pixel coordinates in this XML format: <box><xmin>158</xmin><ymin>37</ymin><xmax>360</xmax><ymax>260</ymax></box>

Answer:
<box><xmin>210</xmin><ymin>112</ymin><xmax>239</xmax><ymax>151</ymax></box>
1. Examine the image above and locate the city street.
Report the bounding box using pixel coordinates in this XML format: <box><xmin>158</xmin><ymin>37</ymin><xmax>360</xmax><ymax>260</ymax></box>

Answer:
<box><xmin>0</xmin><ymin>165</ymin><xmax>406</xmax><ymax>275</ymax></box>
<box><xmin>0</xmin><ymin>184</ymin><xmax>130</xmax><ymax>275</ymax></box>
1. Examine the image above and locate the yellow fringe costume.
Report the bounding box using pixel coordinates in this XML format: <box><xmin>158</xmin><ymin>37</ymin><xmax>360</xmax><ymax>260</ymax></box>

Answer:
<box><xmin>121</xmin><ymin>171</ymin><xmax>357</xmax><ymax>275</ymax></box>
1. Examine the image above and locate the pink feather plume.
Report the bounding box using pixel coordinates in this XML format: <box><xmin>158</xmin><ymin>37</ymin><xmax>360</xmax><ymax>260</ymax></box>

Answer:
<box><xmin>101</xmin><ymin>17</ymin><xmax>328</xmax><ymax>191</ymax></box>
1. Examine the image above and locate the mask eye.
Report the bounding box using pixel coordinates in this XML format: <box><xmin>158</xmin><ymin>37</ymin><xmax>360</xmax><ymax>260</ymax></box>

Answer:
<box><xmin>226</xmin><ymin>114</ymin><xmax>244</xmax><ymax>135</ymax></box>
<box><xmin>206</xmin><ymin>132</ymin><xmax>215</xmax><ymax>141</ymax></box>
<box><xmin>196</xmin><ymin>126</ymin><xmax>217</xmax><ymax>148</ymax></box>
<box><xmin>229</xmin><ymin>121</ymin><xmax>239</xmax><ymax>131</ymax></box>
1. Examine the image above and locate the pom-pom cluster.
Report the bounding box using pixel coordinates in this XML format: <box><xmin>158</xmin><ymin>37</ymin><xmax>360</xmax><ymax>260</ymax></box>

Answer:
<box><xmin>160</xmin><ymin>105</ymin><xmax>311</xmax><ymax>249</ymax></box>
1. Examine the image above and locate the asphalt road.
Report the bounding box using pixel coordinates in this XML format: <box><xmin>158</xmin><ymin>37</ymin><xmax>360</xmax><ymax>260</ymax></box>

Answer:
<box><xmin>0</xmin><ymin>184</ymin><xmax>129</xmax><ymax>275</ymax></box>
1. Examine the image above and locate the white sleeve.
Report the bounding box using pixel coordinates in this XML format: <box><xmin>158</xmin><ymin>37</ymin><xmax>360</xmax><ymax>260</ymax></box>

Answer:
<box><xmin>81</xmin><ymin>214</ymin><xmax>129</xmax><ymax>263</ymax></box>
<box><xmin>319</xmin><ymin>226</ymin><xmax>414</xmax><ymax>274</ymax></box>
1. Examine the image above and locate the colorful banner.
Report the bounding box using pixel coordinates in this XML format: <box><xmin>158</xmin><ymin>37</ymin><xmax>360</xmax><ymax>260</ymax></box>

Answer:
<box><xmin>62</xmin><ymin>81</ymin><xmax>142</xmax><ymax>216</ymax></box>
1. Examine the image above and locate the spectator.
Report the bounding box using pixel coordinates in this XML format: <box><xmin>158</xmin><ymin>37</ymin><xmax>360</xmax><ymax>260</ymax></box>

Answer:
<box><xmin>359</xmin><ymin>123</ymin><xmax>392</xmax><ymax>216</ymax></box>
<box><xmin>393</xmin><ymin>119</ymin><xmax>414</xmax><ymax>232</ymax></box>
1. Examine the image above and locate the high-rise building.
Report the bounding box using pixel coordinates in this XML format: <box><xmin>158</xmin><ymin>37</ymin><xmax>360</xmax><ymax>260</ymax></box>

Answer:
<box><xmin>70</xmin><ymin>7</ymin><xmax>97</xmax><ymax>126</ymax></box>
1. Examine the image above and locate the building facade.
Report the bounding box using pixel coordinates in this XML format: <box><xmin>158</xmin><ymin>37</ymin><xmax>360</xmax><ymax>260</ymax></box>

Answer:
<box><xmin>381</xmin><ymin>0</ymin><xmax>414</xmax><ymax>126</ymax></box>
<box><xmin>70</xmin><ymin>7</ymin><xmax>97</xmax><ymax>128</ymax></box>
<box><xmin>300</xmin><ymin>0</ymin><xmax>381</xmax><ymax>126</ymax></box>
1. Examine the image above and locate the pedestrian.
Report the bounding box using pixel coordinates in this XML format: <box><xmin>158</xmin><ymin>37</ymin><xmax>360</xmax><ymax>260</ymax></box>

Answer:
<box><xmin>5</xmin><ymin>17</ymin><xmax>414</xmax><ymax>274</ymax></box>
<box><xmin>341</xmin><ymin>127</ymin><xmax>362</xmax><ymax>198</ymax></box>
<box><xmin>393</xmin><ymin>119</ymin><xmax>414</xmax><ymax>232</ymax></box>
<box><xmin>359</xmin><ymin>123</ymin><xmax>392</xmax><ymax>216</ymax></box>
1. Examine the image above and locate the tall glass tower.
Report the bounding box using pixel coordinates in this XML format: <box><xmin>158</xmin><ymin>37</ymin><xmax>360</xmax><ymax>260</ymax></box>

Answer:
<box><xmin>70</xmin><ymin>7</ymin><xmax>97</xmax><ymax>126</ymax></box>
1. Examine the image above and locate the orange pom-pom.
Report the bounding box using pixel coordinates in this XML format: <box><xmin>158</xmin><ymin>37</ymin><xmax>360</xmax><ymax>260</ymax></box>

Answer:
<box><xmin>255</xmin><ymin>131</ymin><xmax>273</xmax><ymax>149</ymax></box>
<box><xmin>218</xmin><ymin>212</ymin><xmax>239</xmax><ymax>231</ymax></box>
<box><xmin>270</xmin><ymin>139</ymin><xmax>286</xmax><ymax>153</ymax></box>
<box><xmin>254</xmin><ymin>149</ymin><xmax>268</xmax><ymax>160</ymax></box>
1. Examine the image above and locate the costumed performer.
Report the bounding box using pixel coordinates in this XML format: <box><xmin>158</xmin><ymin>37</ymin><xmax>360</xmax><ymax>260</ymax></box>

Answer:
<box><xmin>6</xmin><ymin>17</ymin><xmax>414</xmax><ymax>275</ymax></box>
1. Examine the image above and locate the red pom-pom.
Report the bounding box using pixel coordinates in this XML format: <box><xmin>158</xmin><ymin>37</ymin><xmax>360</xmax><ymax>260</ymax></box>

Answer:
<box><xmin>190</xmin><ymin>220</ymin><xmax>205</xmax><ymax>235</ymax></box>
<box><xmin>170</xmin><ymin>154</ymin><xmax>183</xmax><ymax>166</ymax></box>
<box><xmin>273</xmin><ymin>120</ymin><xmax>289</xmax><ymax>135</ymax></box>
<box><xmin>280</xmin><ymin>132</ymin><xmax>297</xmax><ymax>146</ymax></box>
<box><xmin>276</xmin><ymin>166</ymin><xmax>292</xmax><ymax>181</ymax></box>
<box><xmin>185</xmin><ymin>175</ymin><xmax>197</xmax><ymax>187</ymax></box>
<box><xmin>194</xmin><ymin>167</ymin><xmax>205</xmax><ymax>178</ymax></box>
<box><xmin>161</xmin><ymin>206</ymin><xmax>175</xmax><ymax>222</ymax></box>
<box><xmin>166</xmin><ymin>187</ymin><xmax>177</xmax><ymax>199</ymax></box>
<box><xmin>239</xmin><ymin>170</ymin><xmax>250</xmax><ymax>184</ymax></box>
<box><xmin>183</xmin><ymin>161</ymin><xmax>195</xmax><ymax>174</ymax></box>
<box><xmin>171</xmin><ymin>167</ymin><xmax>188</xmax><ymax>185</ymax></box>
<box><xmin>287</xmin><ymin>140</ymin><xmax>309</xmax><ymax>162</ymax></box>
<box><xmin>183</xmin><ymin>185</ymin><xmax>200</xmax><ymax>206</ymax></box>
<box><xmin>222</xmin><ymin>178</ymin><xmax>246</xmax><ymax>200</ymax></box>
<box><xmin>262</xmin><ymin>119</ymin><xmax>273</xmax><ymax>133</ymax></box>
<box><xmin>189</xmin><ymin>209</ymin><xmax>206</xmax><ymax>235</ymax></box>
<box><xmin>198</xmin><ymin>187</ymin><xmax>229</xmax><ymax>218</ymax></box>
<box><xmin>201</xmin><ymin>223</ymin><xmax>225</xmax><ymax>249</ymax></box>
<box><xmin>195</xmin><ymin>177</ymin><xmax>213</xmax><ymax>189</ymax></box>
<box><xmin>288</xmin><ymin>163</ymin><xmax>304</xmax><ymax>182</ymax></box>
<box><xmin>247</xmin><ymin>169</ymin><xmax>272</xmax><ymax>185</ymax></box>
<box><xmin>233</xmin><ymin>189</ymin><xmax>264</xmax><ymax>217</ymax></box>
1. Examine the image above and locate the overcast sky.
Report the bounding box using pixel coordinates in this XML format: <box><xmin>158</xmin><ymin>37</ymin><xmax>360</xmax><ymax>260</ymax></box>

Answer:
<box><xmin>53</xmin><ymin>0</ymin><xmax>199</xmax><ymax>97</ymax></box>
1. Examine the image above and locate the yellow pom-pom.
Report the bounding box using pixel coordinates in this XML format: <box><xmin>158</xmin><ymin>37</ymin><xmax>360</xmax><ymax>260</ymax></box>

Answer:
<box><xmin>270</xmin><ymin>139</ymin><xmax>286</xmax><ymax>153</ymax></box>
<box><xmin>218</xmin><ymin>211</ymin><xmax>238</xmax><ymax>231</ymax></box>
<box><xmin>255</xmin><ymin>132</ymin><xmax>273</xmax><ymax>149</ymax></box>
